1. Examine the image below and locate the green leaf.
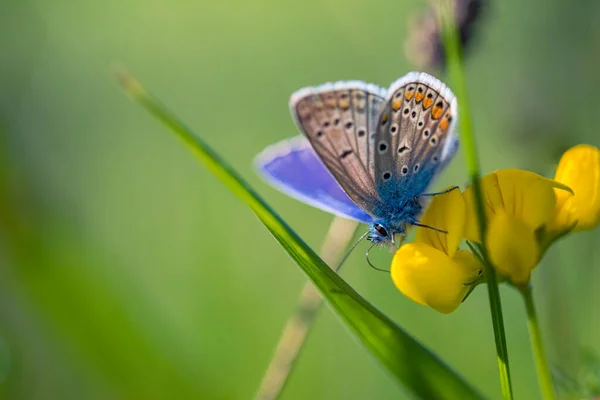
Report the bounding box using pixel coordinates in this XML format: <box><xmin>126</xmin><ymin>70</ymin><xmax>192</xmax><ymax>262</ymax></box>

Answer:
<box><xmin>115</xmin><ymin>70</ymin><xmax>484</xmax><ymax>400</ymax></box>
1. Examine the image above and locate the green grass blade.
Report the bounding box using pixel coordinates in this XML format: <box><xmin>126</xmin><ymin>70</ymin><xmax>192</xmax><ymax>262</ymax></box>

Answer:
<box><xmin>115</xmin><ymin>70</ymin><xmax>484</xmax><ymax>400</ymax></box>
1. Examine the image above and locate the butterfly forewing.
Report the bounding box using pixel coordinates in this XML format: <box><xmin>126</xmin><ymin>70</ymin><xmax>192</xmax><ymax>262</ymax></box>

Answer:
<box><xmin>374</xmin><ymin>72</ymin><xmax>458</xmax><ymax>203</ymax></box>
<box><xmin>290</xmin><ymin>82</ymin><xmax>386</xmax><ymax>214</ymax></box>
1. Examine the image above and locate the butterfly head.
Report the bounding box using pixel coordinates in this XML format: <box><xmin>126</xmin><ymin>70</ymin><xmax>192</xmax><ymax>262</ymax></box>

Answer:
<box><xmin>368</xmin><ymin>223</ymin><xmax>406</xmax><ymax>244</ymax></box>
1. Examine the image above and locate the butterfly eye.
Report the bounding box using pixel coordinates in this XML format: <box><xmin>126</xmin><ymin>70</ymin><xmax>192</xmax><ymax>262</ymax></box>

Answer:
<box><xmin>374</xmin><ymin>224</ymin><xmax>388</xmax><ymax>237</ymax></box>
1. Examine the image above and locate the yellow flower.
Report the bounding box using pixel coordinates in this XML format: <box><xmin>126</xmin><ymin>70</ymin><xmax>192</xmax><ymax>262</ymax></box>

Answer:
<box><xmin>391</xmin><ymin>188</ymin><xmax>482</xmax><ymax>313</ymax></box>
<box><xmin>551</xmin><ymin>144</ymin><xmax>600</xmax><ymax>233</ymax></box>
<box><xmin>390</xmin><ymin>144</ymin><xmax>598</xmax><ymax>307</ymax></box>
<box><xmin>463</xmin><ymin>170</ymin><xmax>571</xmax><ymax>284</ymax></box>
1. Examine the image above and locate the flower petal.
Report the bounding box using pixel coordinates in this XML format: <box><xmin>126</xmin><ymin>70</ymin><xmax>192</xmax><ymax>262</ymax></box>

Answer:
<box><xmin>486</xmin><ymin>211</ymin><xmax>539</xmax><ymax>284</ymax></box>
<box><xmin>463</xmin><ymin>169</ymin><xmax>562</xmax><ymax>242</ymax></box>
<box><xmin>415</xmin><ymin>187</ymin><xmax>465</xmax><ymax>257</ymax></box>
<box><xmin>553</xmin><ymin>144</ymin><xmax>600</xmax><ymax>231</ymax></box>
<box><xmin>391</xmin><ymin>243</ymin><xmax>481</xmax><ymax>314</ymax></box>
<box><xmin>547</xmin><ymin>188</ymin><xmax>578</xmax><ymax>239</ymax></box>
<box><xmin>452</xmin><ymin>249</ymin><xmax>484</xmax><ymax>278</ymax></box>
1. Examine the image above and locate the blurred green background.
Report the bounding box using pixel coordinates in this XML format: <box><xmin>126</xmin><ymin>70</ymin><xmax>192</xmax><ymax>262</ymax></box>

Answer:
<box><xmin>1</xmin><ymin>0</ymin><xmax>600</xmax><ymax>398</ymax></box>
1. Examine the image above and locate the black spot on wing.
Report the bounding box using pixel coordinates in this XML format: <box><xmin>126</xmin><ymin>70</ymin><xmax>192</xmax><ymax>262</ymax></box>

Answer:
<box><xmin>340</xmin><ymin>149</ymin><xmax>353</xmax><ymax>159</ymax></box>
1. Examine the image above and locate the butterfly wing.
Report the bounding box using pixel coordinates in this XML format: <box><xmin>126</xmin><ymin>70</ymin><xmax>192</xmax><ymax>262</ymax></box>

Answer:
<box><xmin>254</xmin><ymin>136</ymin><xmax>374</xmax><ymax>224</ymax></box>
<box><xmin>289</xmin><ymin>81</ymin><xmax>387</xmax><ymax>216</ymax></box>
<box><xmin>373</xmin><ymin>72</ymin><xmax>458</xmax><ymax>204</ymax></box>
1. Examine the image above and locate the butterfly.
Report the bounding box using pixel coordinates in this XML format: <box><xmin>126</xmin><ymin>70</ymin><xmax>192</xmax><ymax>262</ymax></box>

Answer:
<box><xmin>255</xmin><ymin>72</ymin><xmax>458</xmax><ymax>245</ymax></box>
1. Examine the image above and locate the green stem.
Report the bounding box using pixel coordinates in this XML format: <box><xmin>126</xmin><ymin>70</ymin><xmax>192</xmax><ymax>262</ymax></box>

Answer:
<box><xmin>520</xmin><ymin>284</ymin><xmax>556</xmax><ymax>400</ymax></box>
<box><xmin>438</xmin><ymin>2</ymin><xmax>514</xmax><ymax>398</ymax></box>
<box><xmin>255</xmin><ymin>217</ymin><xmax>358</xmax><ymax>400</ymax></box>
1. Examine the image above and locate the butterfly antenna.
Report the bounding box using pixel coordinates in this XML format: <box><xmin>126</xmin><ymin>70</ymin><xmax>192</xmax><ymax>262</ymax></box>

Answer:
<box><xmin>411</xmin><ymin>222</ymin><xmax>448</xmax><ymax>234</ymax></box>
<box><xmin>366</xmin><ymin>243</ymin><xmax>390</xmax><ymax>273</ymax></box>
<box><xmin>333</xmin><ymin>230</ymin><xmax>370</xmax><ymax>272</ymax></box>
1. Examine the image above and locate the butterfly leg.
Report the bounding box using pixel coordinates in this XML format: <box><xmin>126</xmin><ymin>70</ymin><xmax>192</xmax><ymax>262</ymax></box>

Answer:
<box><xmin>418</xmin><ymin>186</ymin><xmax>460</xmax><ymax>198</ymax></box>
<box><xmin>411</xmin><ymin>222</ymin><xmax>448</xmax><ymax>234</ymax></box>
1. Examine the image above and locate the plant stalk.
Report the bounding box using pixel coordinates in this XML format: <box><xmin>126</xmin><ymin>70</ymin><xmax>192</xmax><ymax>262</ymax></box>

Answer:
<box><xmin>519</xmin><ymin>284</ymin><xmax>556</xmax><ymax>400</ymax></box>
<box><xmin>255</xmin><ymin>217</ymin><xmax>358</xmax><ymax>400</ymax></box>
<box><xmin>438</xmin><ymin>1</ymin><xmax>514</xmax><ymax>398</ymax></box>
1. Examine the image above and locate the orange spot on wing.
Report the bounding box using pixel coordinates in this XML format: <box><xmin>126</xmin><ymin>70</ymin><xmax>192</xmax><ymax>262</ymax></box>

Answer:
<box><xmin>423</xmin><ymin>98</ymin><xmax>433</xmax><ymax>109</ymax></box>
<box><xmin>392</xmin><ymin>99</ymin><xmax>402</xmax><ymax>111</ymax></box>
<box><xmin>339</xmin><ymin>99</ymin><xmax>350</xmax><ymax>110</ymax></box>
<box><xmin>405</xmin><ymin>91</ymin><xmax>415</xmax><ymax>101</ymax></box>
<box><xmin>431</xmin><ymin>106</ymin><xmax>444</xmax><ymax>119</ymax></box>
<box><xmin>439</xmin><ymin>117</ymin><xmax>449</xmax><ymax>130</ymax></box>
<box><xmin>415</xmin><ymin>92</ymin><xmax>425</xmax><ymax>102</ymax></box>
<box><xmin>381</xmin><ymin>113</ymin><xmax>389</xmax><ymax>124</ymax></box>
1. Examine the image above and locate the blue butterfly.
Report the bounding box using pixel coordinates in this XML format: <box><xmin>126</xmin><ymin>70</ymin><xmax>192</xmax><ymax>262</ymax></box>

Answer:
<box><xmin>255</xmin><ymin>72</ymin><xmax>458</xmax><ymax>245</ymax></box>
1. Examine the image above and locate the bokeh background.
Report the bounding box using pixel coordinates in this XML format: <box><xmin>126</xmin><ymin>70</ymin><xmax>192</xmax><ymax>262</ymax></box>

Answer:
<box><xmin>1</xmin><ymin>0</ymin><xmax>600</xmax><ymax>398</ymax></box>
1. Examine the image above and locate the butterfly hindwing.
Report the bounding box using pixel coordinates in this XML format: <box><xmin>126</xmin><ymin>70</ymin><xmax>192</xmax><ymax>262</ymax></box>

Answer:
<box><xmin>290</xmin><ymin>81</ymin><xmax>387</xmax><ymax>214</ymax></box>
<box><xmin>374</xmin><ymin>72</ymin><xmax>458</xmax><ymax>203</ymax></box>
